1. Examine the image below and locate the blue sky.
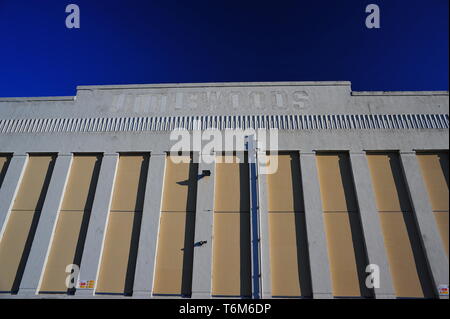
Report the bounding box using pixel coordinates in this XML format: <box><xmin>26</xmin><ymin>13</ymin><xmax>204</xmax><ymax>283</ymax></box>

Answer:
<box><xmin>0</xmin><ymin>0</ymin><xmax>448</xmax><ymax>97</ymax></box>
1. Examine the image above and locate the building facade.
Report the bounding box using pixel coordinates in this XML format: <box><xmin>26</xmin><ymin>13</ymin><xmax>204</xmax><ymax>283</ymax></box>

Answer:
<box><xmin>0</xmin><ymin>81</ymin><xmax>448</xmax><ymax>299</ymax></box>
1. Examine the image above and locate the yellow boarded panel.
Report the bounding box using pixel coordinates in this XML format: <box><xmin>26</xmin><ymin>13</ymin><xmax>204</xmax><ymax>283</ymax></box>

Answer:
<box><xmin>60</xmin><ymin>155</ymin><xmax>102</xmax><ymax>211</ymax></box>
<box><xmin>39</xmin><ymin>211</ymin><xmax>86</xmax><ymax>293</ymax></box>
<box><xmin>96</xmin><ymin>211</ymin><xmax>140</xmax><ymax>294</ymax></box>
<box><xmin>267</xmin><ymin>153</ymin><xmax>304</xmax><ymax>212</ymax></box>
<box><xmin>0</xmin><ymin>155</ymin><xmax>11</xmax><ymax>188</ymax></box>
<box><xmin>153</xmin><ymin>212</ymin><xmax>195</xmax><ymax>295</ymax></box>
<box><xmin>212</xmin><ymin>212</ymin><xmax>251</xmax><ymax>297</ymax></box>
<box><xmin>378</xmin><ymin>212</ymin><xmax>424</xmax><ymax>298</ymax></box>
<box><xmin>0</xmin><ymin>210</ymin><xmax>36</xmax><ymax>292</ymax></box>
<box><xmin>214</xmin><ymin>155</ymin><xmax>250</xmax><ymax>212</ymax></box>
<box><xmin>323</xmin><ymin>212</ymin><xmax>361</xmax><ymax>297</ymax></box>
<box><xmin>12</xmin><ymin>155</ymin><xmax>56</xmax><ymax>211</ymax></box>
<box><xmin>366</xmin><ymin>153</ymin><xmax>412</xmax><ymax>212</ymax></box>
<box><xmin>434</xmin><ymin>211</ymin><xmax>449</xmax><ymax>257</ymax></box>
<box><xmin>416</xmin><ymin>153</ymin><xmax>449</xmax><ymax>212</ymax></box>
<box><xmin>268</xmin><ymin>213</ymin><xmax>304</xmax><ymax>297</ymax></box>
<box><xmin>161</xmin><ymin>155</ymin><xmax>198</xmax><ymax>212</ymax></box>
<box><xmin>0</xmin><ymin>156</ymin><xmax>8</xmax><ymax>173</ymax></box>
<box><xmin>316</xmin><ymin>153</ymin><xmax>358</xmax><ymax>212</ymax></box>
<box><xmin>110</xmin><ymin>154</ymin><xmax>149</xmax><ymax>212</ymax></box>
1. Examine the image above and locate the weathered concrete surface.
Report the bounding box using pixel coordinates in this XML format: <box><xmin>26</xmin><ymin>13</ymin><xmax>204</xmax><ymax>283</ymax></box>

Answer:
<box><xmin>0</xmin><ymin>82</ymin><xmax>448</xmax><ymax>299</ymax></box>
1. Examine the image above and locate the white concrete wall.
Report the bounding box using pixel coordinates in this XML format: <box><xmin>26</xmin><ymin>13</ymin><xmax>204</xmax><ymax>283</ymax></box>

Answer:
<box><xmin>0</xmin><ymin>82</ymin><xmax>448</xmax><ymax>299</ymax></box>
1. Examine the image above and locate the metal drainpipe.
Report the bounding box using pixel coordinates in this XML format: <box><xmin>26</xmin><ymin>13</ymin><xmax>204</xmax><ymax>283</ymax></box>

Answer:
<box><xmin>246</xmin><ymin>135</ymin><xmax>261</xmax><ymax>299</ymax></box>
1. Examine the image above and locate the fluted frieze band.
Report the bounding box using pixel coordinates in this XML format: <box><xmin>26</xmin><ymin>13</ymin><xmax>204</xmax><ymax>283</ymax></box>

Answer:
<box><xmin>0</xmin><ymin>113</ymin><xmax>448</xmax><ymax>134</ymax></box>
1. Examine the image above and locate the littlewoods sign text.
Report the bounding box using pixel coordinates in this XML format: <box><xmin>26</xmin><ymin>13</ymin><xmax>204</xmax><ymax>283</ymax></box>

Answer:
<box><xmin>109</xmin><ymin>90</ymin><xmax>310</xmax><ymax>113</ymax></box>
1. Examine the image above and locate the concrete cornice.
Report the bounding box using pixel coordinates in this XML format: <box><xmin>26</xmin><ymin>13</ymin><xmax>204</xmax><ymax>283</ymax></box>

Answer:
<box><xmin>76</xmin><ymin>81</ymin><xmax>352</xmax><ymax>90</ymax></box>
<box><xmin>352</xmin><ymin>91</ymin><xmax>449</xmax><ymax>96</ymax></box>
<box><xmin>0</xmin><ymin>96</ymin><xmax>75</xmax><ymax>102</ymax></box>
<box><xmin>0</xmin><ymin>81</ymin><xmax>447</xmax><ymax>102</ymax></box>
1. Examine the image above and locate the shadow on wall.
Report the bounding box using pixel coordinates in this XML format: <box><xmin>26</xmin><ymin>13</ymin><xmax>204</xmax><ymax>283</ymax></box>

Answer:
<box><xmin>437</xmin><ymin>152</ymin><xmax>449</xmax><ymax>189</ymax></box>
<box><xmin>12</xmin><ymin>155</ymin><xmax>56</xmax><ymax>294</ymax></box>
<box><xmin>338</xmin><ymin>153</ymin><xmax>373</xmax><ymax>298</ymax></box>
<box><xmin>289</xmin><ymin>152</ymin><xmax>313</xmax><ymax>298</ymax></box>
<box><xmin>388</xmin><ymin>153</ymin><xmax>436</xmax><ymax>298</ymax></box>
<box><xmin>179</xmin><ymin>160</ymin><xmax>198</xmax><ymax>296</ymax></box>
<box><xmin>123</xmin><ymin>154</ymin><xmax>149</xmax><ymax>295</ymax></box>
<box><xmin>68</xmin><ymin>155</ymin><xmax>102</xmax><ymax>295</ymax></box>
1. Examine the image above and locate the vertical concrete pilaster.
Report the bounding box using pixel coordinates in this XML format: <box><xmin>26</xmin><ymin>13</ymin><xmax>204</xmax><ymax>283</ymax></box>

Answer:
<box><xmin>76</xmin><ymin>153</ymin><xmax>119</xmax><ymax>297</ymax></box>
<box><xmin>191</xmin><ymin>154</ymin><xmax>215</xmax><ymax>298</ymax></box>
<box><xmin>400</xmin><ymin>152</ymin><xmax>449</xmax><ymax>299</ymax></box>
<box><xmin>0</xmin><ymin>154</ymin><xmax>28</xmax><ymax>236</ymax></box>
<box><xmin>349</xmin><ymin>152</ymin><xmax>395</xmax><ymax>299</ymax></box>
<box><xmin>299</xmin><ymin>152</ymin><xmax>332</xmax><ymax>299</ymax></box>
<box><xmin>19</xmin><ymin>153</ymin><xmax>73</xmax><ymax>296</ymax></box>
<box><xmin>133</xmin><ymin>153</ymin><xmax>165</xmax><ymax>298</ymax></box>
